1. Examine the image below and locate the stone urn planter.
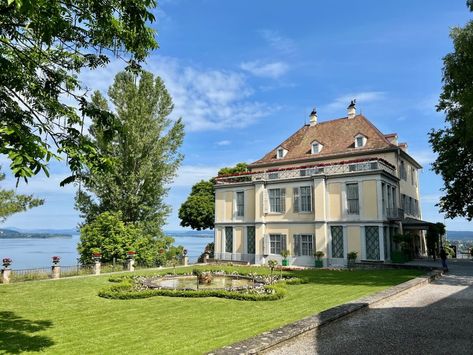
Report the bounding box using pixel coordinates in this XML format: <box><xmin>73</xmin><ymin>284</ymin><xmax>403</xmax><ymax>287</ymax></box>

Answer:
<box><xmin>280</xmin><ymin>250</ymin><xmax>290</xmax><ymax>267</ymax></box>
<box><xmin>2</xmin><ymin>257</ymin><xmax>12</xmax><ymax>269</ymax></box>
<box><xmin>314</xmin><ymin>251</ymin><xmax>324</xmax><ymax>268</ymax></box>
<box><xmin>347</xmin><ymin>251</ymin><xmax>358</xmax><ymax>268</ymax></box>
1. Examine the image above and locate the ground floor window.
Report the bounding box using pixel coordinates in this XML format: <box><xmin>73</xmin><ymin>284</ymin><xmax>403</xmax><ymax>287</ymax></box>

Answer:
<box><xmin>225</xmin><ymin>227</ymin><xmax>233</xmax><ymax>253</ymax></box>
<box><xmin>365</xmin><ymin>226</ymin><xmax>380</xmax><ymax>260</ymax></box>
<box><xmin>331</xmin><ymin>226</ymin><xmax>344</xmax><ymax>258</ymax></box>
<box><xmin>270</xmin><ymin>234</ymin><xmax>284</xmax><ymax>254</ymax></box>
<box><xmin>293</xmin><ymin>234</ymin><xmax>314</xmax><ymax>256</ymax></box>
<box><xmin>247</xmin><ymin>226</ymin><xmax>255</xmax><ymax>254</ymax></box>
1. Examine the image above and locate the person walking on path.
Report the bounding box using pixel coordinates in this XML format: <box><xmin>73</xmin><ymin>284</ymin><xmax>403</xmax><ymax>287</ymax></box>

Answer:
<box><xmin>440</xmin><ymin>247</ymin><xmax>448</xmax><ymax>271</ymax></box>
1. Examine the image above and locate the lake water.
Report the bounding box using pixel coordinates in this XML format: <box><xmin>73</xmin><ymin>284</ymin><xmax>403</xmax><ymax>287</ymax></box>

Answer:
<box><xmin>0</xmin><ymin>234</ymin><xmax>214</xmax><ymax>269</ymax></box>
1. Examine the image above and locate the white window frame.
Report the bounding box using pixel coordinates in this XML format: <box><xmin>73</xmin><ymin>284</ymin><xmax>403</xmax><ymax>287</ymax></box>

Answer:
<box><xmin>354</xmin><ymin>134</ymin><xmax>366</xmax><ymax>148</ymax></box>
<box><xmin>269</xmin><ymin>234</ymin><xmax>282</xmax><ymax>255</ymax></box>
<box><xmin>268</xmin><ymin>188</ymin><xmax>285</xmax><ymax>213</ymax></box>
<box><xmin>311</xmin><ymin>141</ymin><xmax>322</xmax><ymax>154</ymax></box>
<box><xmin>400</xmin><ymin>160</ymin><xmax>407</xmax><ymax>180</ymax></box>
<box><xmin>346</xmin><ymin>183</ymin><xmax>360</xmax><ymax>215</ymax></box>
<box><xmin>293</xmin><ymin>186</ymin><xmax>312</xmax><ymax>213</ymax></box>
<box><xmin>276</xmin><ymin>147</ymin><xmax>287</xmax><ymax>159</ymax></box>
<box><xmin>236</xmin><ymin>191</ymin><xmax>244</xmax><ymax>217</ymax></box>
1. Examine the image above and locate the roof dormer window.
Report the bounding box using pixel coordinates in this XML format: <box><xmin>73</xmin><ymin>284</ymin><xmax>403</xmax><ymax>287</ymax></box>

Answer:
<box><xmin>354</xmin><ymin>134</ymin><xmax>367</xmax><ymax>148</ymax></box>
<box><xmin>311</xmin><ymin>141</ymin><xmax>322</xmax><ymax>154</ymax></box>
<box><xmin>276</xmin><ymin>147</ymin><xmax>287</xmax><ymax>159</ymax></box>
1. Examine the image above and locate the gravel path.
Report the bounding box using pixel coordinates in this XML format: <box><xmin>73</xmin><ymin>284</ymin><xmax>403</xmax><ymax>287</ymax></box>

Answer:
<box><xmin>266</xmin><ymin>260</ymin><xmax>473</xmax><ymax>355</ymax></box>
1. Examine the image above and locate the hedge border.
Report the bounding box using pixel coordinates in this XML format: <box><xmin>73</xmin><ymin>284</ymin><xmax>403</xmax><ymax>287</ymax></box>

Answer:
<box><xmin>99</xmin><ymin>272</ymin><xmax>305</xmax><ymax>301</ymax></box>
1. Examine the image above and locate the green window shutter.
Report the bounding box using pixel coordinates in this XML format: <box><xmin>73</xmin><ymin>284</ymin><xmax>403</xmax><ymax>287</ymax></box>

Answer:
<box><xmin>263</xmin><ymin>189</ymin><xmax>269</xmax><ymax>214</ymax></box>
<box><xmin>293</xmin><ymin>234</ymin><xmax>300</xmax><ymax>256</ymax></box>
<box><xmin>309</xmin><ymin>187</ymin><xmax>313</xmax><ymax>212</ymax></box>
<box><xmin>263</xmin><ymin>234</ymin><xmax>269</xmax><ymax>255</ymax></box>
<box><xmin>311</xmin><ymin>234</ymin><xmax>316</xmax><ymax>256</ymax></box>
<box><xmin>281</xmin><ymin>188</ymin><xmax>286</xmax><ymax>212</ymax></box>
<box><xmin>293</xmin><ymin>187</ymin><xmax>300</xmax><ymax>213</ymax></box>
<box><xmin>281</xmin><ymin>234</ymin><xmax>287</xmax><ymax>253</ymax></box>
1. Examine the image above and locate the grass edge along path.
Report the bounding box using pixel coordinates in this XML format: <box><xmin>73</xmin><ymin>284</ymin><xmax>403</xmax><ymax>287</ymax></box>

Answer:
<box><xmin>0</xmin><ymin>266</ymin><xmax>423</xmax><ymax>354</ymax></box>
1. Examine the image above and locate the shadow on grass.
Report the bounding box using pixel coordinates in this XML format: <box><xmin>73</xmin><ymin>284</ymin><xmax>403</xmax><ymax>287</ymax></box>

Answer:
<box><xmin>0</xmin><ymin>311</ymin><xmax>54</xmax><ymax>353</ymax></box>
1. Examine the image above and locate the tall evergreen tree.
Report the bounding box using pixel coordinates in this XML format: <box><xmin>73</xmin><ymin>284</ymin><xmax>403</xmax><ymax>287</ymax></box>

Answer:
<box><xmin>429</xmin><ymin>1</ymin><xmax>473</xmax><ymax>220</ymax></box>
<box><xmin>76</xmin><ymin>71</ymin><xmax>185</xmax><ymax>233</ymax></box>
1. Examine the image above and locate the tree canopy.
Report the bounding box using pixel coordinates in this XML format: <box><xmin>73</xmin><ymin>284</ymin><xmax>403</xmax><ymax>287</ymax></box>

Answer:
<box><xmin>76</xmin><ymin>70</ymin><xmax>185</xmax><ymax>229</ymax></box>
<box><xmin>0</xmin><ymin>168</ymin><xmax>43</xmax><ymax>222</ymax></box>
<box><xmin>0</xmin><ymin>0</ymin><xmax>158</xmax><ymax>183</ymax></box>
<box><xmin>76</xmin><ymin>70</ymin><xmax>184</xmax><ymax>263</ymax></box>
<box><xmin>429</xmin><ymin>1</ymin><xmax>473</xmax><ymax>220</ymax></box>
<box><xmin>178</xmin><ymin>163</ymin><xmax>248</xmax><ymax>230</ymax></box>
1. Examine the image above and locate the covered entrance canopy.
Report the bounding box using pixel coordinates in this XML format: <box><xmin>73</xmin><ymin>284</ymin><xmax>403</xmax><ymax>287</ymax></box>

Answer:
<box><xmin>402</xmin><ymin>217</ymin><xmax>434</xmax><ymax>230</ymax></box>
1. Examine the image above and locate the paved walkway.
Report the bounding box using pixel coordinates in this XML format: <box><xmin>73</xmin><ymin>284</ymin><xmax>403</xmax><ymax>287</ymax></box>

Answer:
<box><xmin>266</xmin><ymin>259</ymin><xmax>473</xmax><ymax>355</ymax></box>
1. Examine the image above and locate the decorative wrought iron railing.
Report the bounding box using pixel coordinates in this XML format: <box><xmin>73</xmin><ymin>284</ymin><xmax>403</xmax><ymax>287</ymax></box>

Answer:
<box><xmin>215</xmin><ymin>158</ymin><xmax>396</xmax><ymax>185</ymax></box>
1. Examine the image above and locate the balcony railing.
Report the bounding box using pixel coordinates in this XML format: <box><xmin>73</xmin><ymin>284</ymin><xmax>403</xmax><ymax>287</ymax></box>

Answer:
<box><xmin>387</xmin><ymin>207</ymin><xmax>404</xmax><ymax>220</ymax></box>
<box><xmin>214</xmin><ymin>253</ymin><xmax>256</xmax><ymax>264</ymax></box>
<box><xmin>215</xmin><ymin>158</ymin><xmax>396</xmax><ymax>185</ymax></box>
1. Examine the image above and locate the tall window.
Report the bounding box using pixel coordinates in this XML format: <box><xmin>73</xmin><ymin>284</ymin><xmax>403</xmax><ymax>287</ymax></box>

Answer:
<box><xmin>225</xmin><ymin>227</ymin><xmax>233</xmax><ymax>253</ymax></box>
<box><xmin>277</xmin><ymin>148</ymin><xmax>285</xmax><ymax>159</ymax></box>
<box><xmin>311</xmin><ymin>142</ymin><xmax>320</xmax><ymax>154</ymax></box>
<box><xmin>400</xmin><ymin>160</ymin><xmax>407</xmax><ymax>180</ymax></box>
<box><xmin>269</xmin><ymin>188</ymin><xmax>285</xmax><ymax>213</ymax></box>
<box><xmin>331</xmin><ymin>226</ymin><xmax>344</xmax><ymax>258</ymax></box>
<box><xmin>236</xmin><ymin>191</ymin><xmax>244</xmax><ymax>217</ymax></box>
<box><xmin>382</xmin><ymin>182</ymin><xmax>386</xmax><ymax>213</ymax></box>
<box><xmin>411</xmin><ymin>167</ymin><xmax>416</xmax><ymax>185</ymax></box>
<box><xmin>356</xmin><ymin>136</ymin><xmax>364</xmax><ymax>147</ymax></box>
<box><xmin>365</xmin><ymin>226</ymin><xmax>380</xmax><ymax>260</ymax></box>
<box><xmin>346</xmin><ymin>183</ymin><xmax>359</xmax><ymax>214</ymax></box>
<box><xmin>293</xmin><ymin>186</ymin><xmax>312</xmax><ymax>212</ymax></box>
<box><xmin>246</xmin><ymin>226</ymin><xmax>255</xmax><ymax>254</ymax></box>
<box><xmin>293</xmin><ymin>234</ymin><xmax>314</xmax><ymax>256</ymax></box>
<box><xmin>270</xmin><ymin>234</ymin><xmax>282</xmax><ymax>254</ymax></box>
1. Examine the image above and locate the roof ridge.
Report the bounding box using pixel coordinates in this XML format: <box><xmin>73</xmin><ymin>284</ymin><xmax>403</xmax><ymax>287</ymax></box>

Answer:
<box><xmin>356</xmin><ymin>114</ymin><xmax>392</xmax><ymax>145</ymax></box>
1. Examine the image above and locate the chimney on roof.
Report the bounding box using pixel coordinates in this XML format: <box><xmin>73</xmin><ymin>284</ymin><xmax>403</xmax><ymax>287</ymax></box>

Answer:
<box><xmin>347</xmin><ymin>99</ymin><xmax>356</xmax><ymax>119</ymax></box>
<box><xmin>309</xmin><ymin>107</ymin><xmax>318</xmax><ymax>126</ymax></box>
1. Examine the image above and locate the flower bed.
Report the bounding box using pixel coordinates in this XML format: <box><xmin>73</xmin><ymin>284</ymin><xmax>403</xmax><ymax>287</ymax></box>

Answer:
<box><xmin>99</xmin><ymin>271</ymin><xmax>304</xmax><ymax>301</ymax></box>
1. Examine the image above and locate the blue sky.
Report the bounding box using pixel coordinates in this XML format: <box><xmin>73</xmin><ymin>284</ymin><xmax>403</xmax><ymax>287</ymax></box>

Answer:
<box><xmin>2</xmin><ymin>0</ymin><xmax>472</xmax><ymax>231</ymax></box>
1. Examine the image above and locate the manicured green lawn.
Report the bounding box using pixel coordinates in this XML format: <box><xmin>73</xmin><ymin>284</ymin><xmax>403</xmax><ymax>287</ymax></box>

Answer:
<box><xmin>0</xmin><ymin>266</ymin><xmax>423</xmax><ymax>354</ymax></box>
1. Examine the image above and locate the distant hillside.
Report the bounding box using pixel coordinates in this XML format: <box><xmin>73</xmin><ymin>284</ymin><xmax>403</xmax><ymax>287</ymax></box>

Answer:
<box><xmin>166</xmin><ymin>230</ymin><xmax>214</xmax><ymax>238</ymax></box>
<box><xmin>447</xmin><ymin>230</ymin><xmax>473</xmax><ymax>241</ymax></box>
<box><xmin>0</xmin><ymin>229</ymin><xmax>73</xmax><ymax>239</ymax></box>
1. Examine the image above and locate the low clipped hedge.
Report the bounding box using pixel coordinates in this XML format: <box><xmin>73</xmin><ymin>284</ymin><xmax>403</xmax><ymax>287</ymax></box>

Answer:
<box><xmin>99</xmin><ymin>283</ymin><xmax>287</xmax><ymax>301</ymax></box>
<box><xmin>98</xmin><ymin>272</ymin><xmax>305</xmax><ymax>301</ymax></box>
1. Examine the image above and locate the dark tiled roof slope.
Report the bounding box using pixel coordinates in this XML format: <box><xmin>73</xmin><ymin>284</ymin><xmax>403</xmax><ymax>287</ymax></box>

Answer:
<box><xmin>251</xmin><ymin>115</ymin><xmax>397</xmax><ymax>166</ymax></box>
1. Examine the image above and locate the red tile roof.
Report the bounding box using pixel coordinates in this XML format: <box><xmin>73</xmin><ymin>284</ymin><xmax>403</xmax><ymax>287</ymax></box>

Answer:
<box><xmin>250</xmin><ymin>115</ymin><xmax>397</xmax><ymax>166</ymax></box>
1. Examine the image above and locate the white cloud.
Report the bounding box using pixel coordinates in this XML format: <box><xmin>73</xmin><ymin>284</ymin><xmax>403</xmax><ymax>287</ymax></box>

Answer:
<box><xmin>72</xmin><ymin>56</ymin><xmax>273</xmax><ymax>132</ymax></box>
<box><xmin>172</xmin><ymin>165</ymin><xmax>220</xmax><ymax>187</ymax></box>
<box><xmin>240</xmin><ymin>60</ymin><xmax>289</xmax><ymax>79</ymax></box>
<box><xmin>144</xmin><ymin>57</ymin><xmax>273</xmax><ymax>131</ymax></box>
<box><xmin>259</xmin><ymin>30</ymin><xmax>296</xmax><ymax>54</ymax></box>
<box><xmin>323</xmin><ymin>91</ymin><xmax>386</xmax><ymax>114</ymax></box>
<box><xmin>410</xmin><ymin>149</ymin><xmax>437</xmax><ymax>166</ymax></box>
<box><xmin>216</xmin><ymin>140</ymin><xmax>231</xmax><ymax>146</ymax></box>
